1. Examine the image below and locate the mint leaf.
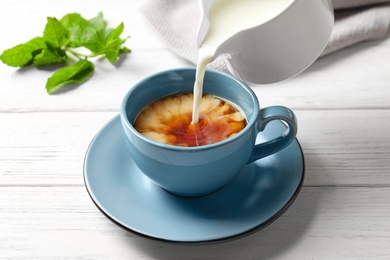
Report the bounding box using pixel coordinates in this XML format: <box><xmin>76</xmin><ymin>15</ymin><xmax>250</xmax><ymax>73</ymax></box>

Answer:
<box><xmin>82</xmin><ymin>12</ymin><xmax>107</xmax><ymax>52</ymax></box>
<box><xmin>0</xmin><ymin>37</ymin><xmax>47</xmax><ymax>67</ymax></box>
<box><xmin>60</xmin><ymin>13</ymin><xmax>88</xmax><ymax>30</ymax></box>
<box><xmin>33</xmin><ymin>48</ymin><xmax>68</xmax><ymax>66</ymax></box>
<box><xmin>101</xmin><ymin>23</ymin><xmax>128</xmax><ymax>63</ymax></box>
<box><xmin>80</xmin><ymin>27</ymin><xmax>105</xmax><ymax>53</ymax></box>
<box><xmin>88</xmin><ymin>12</ymin><xmax>106</xmax><ymax>32</ymax></box>
<box><xmin>60</xmin><ymin>13</ymin><xmax>105</xmax><ymax>52</ymax></box>
<box><xmin>43</xmin><ymin>17</ymin><xmax>69</xmax><ymax>48</ymax></box>
<box><xmin>120</xmin><ymin>46</ymin><xmax>132</xmax><ymax>55</ymax></box>
<box><xmin>60</xmin><ymin>13</ymin><xmax>90</xmax><ymax>48</ymax></box>
<box><xmin>46</xmin><ymin>59</ymin><xmax>94</xmax><ymax>94</ymax></box>
<box><xmin>107</xmin><ymin>22</ymin><xmax>124</xmax><ymax>40</ymax></box>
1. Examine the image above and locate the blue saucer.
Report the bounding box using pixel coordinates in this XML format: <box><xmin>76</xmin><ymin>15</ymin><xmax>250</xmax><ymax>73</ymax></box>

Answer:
<box><xmin>84</xmin><ymin>115</ymin><xmax>305</xmax><ymax>243</ymax></box>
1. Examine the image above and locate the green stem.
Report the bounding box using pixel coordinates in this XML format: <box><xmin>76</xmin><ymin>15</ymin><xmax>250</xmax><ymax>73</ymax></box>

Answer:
<box><xmin>66</xmin><ymin>48</ymin><xmax>98</xmax><ymax>60</ymax></box>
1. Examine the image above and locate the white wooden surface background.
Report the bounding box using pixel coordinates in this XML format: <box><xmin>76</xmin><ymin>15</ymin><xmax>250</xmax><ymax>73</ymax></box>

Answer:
<box><xmin>1</xmin><ymin>0</ymin><xmax>389</xmax><ymax>259</ymax></box>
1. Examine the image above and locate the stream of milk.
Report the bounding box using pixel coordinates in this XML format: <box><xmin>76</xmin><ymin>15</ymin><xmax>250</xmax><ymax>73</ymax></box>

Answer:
<box><xmin>192</xmin><ymin>0</ymin><xmax>293</xmax><ymax>123</ymax></box>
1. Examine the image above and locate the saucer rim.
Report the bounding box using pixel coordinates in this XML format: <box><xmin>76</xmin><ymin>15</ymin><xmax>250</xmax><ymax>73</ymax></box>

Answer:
<box><xmin>83</xmin><ymin>115</ymin><xmax>305</xmax><ymax>245</ymax></box>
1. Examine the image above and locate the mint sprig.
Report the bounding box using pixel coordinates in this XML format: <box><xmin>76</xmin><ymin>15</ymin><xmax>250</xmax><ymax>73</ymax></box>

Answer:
<box><xmin>0</xmin><ymin>12</ymin><xmax>131</xmax><ymax>94</ymax></box>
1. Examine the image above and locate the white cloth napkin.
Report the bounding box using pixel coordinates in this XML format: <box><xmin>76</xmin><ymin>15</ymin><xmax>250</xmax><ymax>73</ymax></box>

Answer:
<box><xmin>140</xmin><ymin>0</ymin><xmax>390</xmax><ymax>70</ymax></box>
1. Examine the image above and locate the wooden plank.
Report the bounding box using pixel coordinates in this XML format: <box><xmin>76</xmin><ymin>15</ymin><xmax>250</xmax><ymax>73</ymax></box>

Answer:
<box><xmin>0</xmin><ymin>110</ymin><xmax>389</xmax><ymax>186</ymax></box>
<box><xmin>0</xmin><ymin>1</ymin><xmax>389</xmax><ymax>112</ymax></box>
<box><xmin>296</xmin><ymin>109</ymin><xmax>390</xmax><ymax>186</ymax></box>
<box><xmin>0</xmin><ymin>112</ymin><xmax>116</xmax><ymax>186</ymax></box>
<box><xmin>1</xmin><ymin>44</ymin><xmax>389</xmax><ymax>112</ymax></box>
<box><xmin>0</xmin><ymin>49</ymin><xmax>191</xmax><ymax>113</ymax></box>
<box><xmin>0</xmin><ymin>186</ymin><xmax>389</xmax><ymax>259</ymax></box>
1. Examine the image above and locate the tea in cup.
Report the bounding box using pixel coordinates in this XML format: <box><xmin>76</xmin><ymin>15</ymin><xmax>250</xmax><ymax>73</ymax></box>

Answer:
<box><xmin>120</xmin><ymin>68</ymin><xmax>297</xmax><ymax>197</ymax></box>
<box><xmin>134</xmin><ymin>92</ymin><xmax>246</xmax><ymax>147</ymax></box>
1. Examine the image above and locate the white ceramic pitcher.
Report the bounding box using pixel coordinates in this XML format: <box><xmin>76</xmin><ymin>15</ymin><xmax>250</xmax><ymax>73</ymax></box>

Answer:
<box><xmin>197</xmin><ymin>0</ymin><xmax>334</xmax><ymax>84</ymax></box>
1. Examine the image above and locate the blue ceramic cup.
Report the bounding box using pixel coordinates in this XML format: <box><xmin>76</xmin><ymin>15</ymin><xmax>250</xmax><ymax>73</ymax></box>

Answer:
<box><xmin>120</xmin><ymin>68</ymin><xmax>297</xmax><ymax>197</ymax></box>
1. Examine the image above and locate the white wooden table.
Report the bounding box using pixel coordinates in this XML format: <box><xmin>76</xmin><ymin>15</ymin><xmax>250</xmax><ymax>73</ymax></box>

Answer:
<box><xmin>1</xmin><ymin>1</ymin><xmax>389</xmax><ymax>259</ymax></box>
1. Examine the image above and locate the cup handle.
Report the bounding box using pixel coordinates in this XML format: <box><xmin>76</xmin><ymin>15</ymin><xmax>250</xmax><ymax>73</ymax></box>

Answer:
<box><xmin>247</xmin><ymin>106</ymin><xmax>298</xmax><ymax>164</ymax></box>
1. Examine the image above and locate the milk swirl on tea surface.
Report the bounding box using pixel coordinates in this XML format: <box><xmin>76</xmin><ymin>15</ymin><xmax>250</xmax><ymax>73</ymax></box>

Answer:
<box><xmin>134</xmin><ymin>93</ymin><xmax>246</xmax><ymax>147</ymax></box>
<box><xmin>192</xmin><ymin>0</ymin><xmax>293</xmax><ymax>123</ymax></box>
